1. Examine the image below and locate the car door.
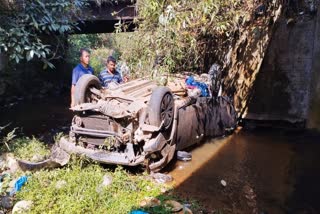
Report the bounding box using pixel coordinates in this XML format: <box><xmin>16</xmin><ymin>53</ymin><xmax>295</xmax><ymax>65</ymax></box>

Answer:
<box><xmin>175</xmin><ymin>101</ymin><xmax>205</xmax><ymax>151</ymax></box>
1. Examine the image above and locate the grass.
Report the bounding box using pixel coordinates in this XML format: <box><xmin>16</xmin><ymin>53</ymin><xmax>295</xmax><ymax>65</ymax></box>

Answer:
<box><xmin>1</xmin><ymin>136</ymin><xmax>201</xmax><ymax>213</ymax></box>
<box><xmin>16</xmin><ymin>158</ymin><xmax>174</xmax><ymax>214</ymax></box>
<box><xmin>7</xmin><ymin>137</ymin><xmax>50</xmax><ymax>162</ymax></box>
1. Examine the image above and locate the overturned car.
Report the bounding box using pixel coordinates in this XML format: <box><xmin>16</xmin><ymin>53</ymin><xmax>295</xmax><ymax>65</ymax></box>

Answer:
<box><xmin>59</xmin><ymin>69</ymin><xmax>237</xmax><ymax>172</ymax></box>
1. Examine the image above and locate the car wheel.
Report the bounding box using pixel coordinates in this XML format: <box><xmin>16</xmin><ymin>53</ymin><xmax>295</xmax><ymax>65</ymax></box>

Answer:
<box><xmin>75</xmin><ymin>74</ymin><xmax>102</xmax><ymax>105</ymax></box>
<box><xmin>148</xmin><ymin>86</ymin><xmax>174</xmax><ymax>130</ymax></box>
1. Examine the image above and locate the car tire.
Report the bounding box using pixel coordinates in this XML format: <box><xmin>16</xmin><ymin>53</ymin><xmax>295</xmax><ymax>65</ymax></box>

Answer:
<box><xmin>148</xmin><ymin>86</ymin><xmax>174</xmax><ymax>129</ymax></box>
<box><xmin>75</xmin><ymin>74</ymin><xmax>101</xmax><ymax>105</ymax></box>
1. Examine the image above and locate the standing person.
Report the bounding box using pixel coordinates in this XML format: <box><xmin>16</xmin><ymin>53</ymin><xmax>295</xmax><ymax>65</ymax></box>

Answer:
<box><xmin>98</xmin><ymin>56</ymin><xmax>128</xmax><ymax>88</ymax></box>
<box><xmin>70</xmin><ymin>48</ymin><xmax>94</xmax><ymax>107</ymax></box>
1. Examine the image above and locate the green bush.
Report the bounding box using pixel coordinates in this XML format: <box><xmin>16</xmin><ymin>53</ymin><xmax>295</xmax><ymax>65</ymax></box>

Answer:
<box><xmin>117</xmin><ymin>0</ymin><xmax>247</xmax><ymax>75</ymax></box>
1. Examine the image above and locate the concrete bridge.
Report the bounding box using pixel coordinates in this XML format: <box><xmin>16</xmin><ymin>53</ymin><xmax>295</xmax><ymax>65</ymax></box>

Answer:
<box><xmin>76</xmin><ymin>0</ymin><xmax>137</xmax><ymax>34</ymax></box>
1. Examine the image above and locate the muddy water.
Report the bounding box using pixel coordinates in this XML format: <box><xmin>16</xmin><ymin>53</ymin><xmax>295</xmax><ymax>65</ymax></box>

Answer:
<box><xmin>169</xmin><ymin>128</ymin><xmax>320</xmax><ymax>214</ymax></box>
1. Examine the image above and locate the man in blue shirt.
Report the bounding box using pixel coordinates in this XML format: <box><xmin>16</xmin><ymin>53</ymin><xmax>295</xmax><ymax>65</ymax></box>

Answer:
<box><xmin>98</xmin><ymin>56</ymin><xmax>128</xmax><ymax>88</ymax></box>
<box><xmin>70</xmin><ymin>48</ymin><xmax>94</xmax><ymax>107</ymax></box>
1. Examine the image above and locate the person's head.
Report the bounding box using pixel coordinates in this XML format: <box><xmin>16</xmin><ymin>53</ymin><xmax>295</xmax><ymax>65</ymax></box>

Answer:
<box><xmin>106</xmin><ymin>56</ymin><xmax>116</xmax><ymax>73</ymax></box>
<box><xmin>79</xmin><ymin>48</ymin><xmax>91</xmax><ymax>67</ymax></box>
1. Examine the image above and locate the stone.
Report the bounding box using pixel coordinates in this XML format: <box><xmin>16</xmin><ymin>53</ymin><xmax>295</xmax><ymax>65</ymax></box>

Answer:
<box><xmin>0</xmin><ymin>155</ymin><xmax>6</xmax><ymax>171</ymax></box>
<box><xmin>30</xmin><ymin>154</ymin><xmax>44</xmax><ymax>162</ymax></box>
<box><xmin>101</xmin><ymin>174</ymin><xmax>113</xmax><ymax>187</ymax></box>
<box><xmin>221</xmin><ymin>179</ymin><xmax>227</xmax><ymax>187</ymax></box>
<box><xmin>139</xmin><ymin>197</ymin><xmax>161</xmax><ymax>207</ymax></box>
<box><xmin>50</xmin><ymin>145</ymin><xmax>70</xmax><ymax>166</ymax></box>
<box><xmin>55</xmin><ymin>180</ymin><xmax>67</xmax><ymax>189</ymax></box>
<box><xmin>160</xmin><ymin>187</ymin><xmax>167</xmax><ymax>193</ymax></box>
<box><xmin>9</xmin><ymin>179</ymin><xmax>15</xmax><ymax>189</ymax></box>
<box><xmin>12</xmin><ymin>200</ymin><xmax>33</xmax><ymax>214</ymax></box>
<box><xmin>151</xmin><ymin>173</ymin><xmax>173</xmax><ymax>184</ymax></box>
<box><xmin>164</xmin><ymin>200</ymin><xmax>183</xmax><ymax>212</ymax></box>
<box><xmin>178</xmin><ymin>207</ymin><xmax>193</xmax><ymax>214</ymax></box>
<box><xmin>5</xmin><ymin>154</ymin><xmax>20</xmax><ymax>173</ymax></box>
<box><xmin>1</xmin><ymin>196</ymin><xmax>13</xmax><ymax>209</ymax></box>
<box><xmin>96</xmin><ymin>174</ymin><xmax>113</xmax><ymax>194</ymax></box>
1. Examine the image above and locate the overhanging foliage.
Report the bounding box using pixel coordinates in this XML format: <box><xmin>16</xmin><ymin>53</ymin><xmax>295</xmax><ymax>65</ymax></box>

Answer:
<box><xmin>0</xmin><ymin>0</ymin><xmax>87</xmax><ymax>68</ymax></box>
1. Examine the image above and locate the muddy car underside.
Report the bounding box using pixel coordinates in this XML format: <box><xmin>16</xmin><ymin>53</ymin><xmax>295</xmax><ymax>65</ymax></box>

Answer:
<box><xmin>59</xmin><ymin>74</ymin><xmax>237</xmax><ymax>172</ymax></box>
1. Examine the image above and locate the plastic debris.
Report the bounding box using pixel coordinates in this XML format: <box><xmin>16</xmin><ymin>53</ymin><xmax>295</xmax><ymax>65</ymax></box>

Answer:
<box><xmin>177</xmin><ymin>151</ymin><xmax>192</xmax><ymax>161</ymax></box>
<box><xmin>185</xmin><ymin>76</ymin><xmax>209</xmax><ymax>97</ymax></box>
<box><xmin>130</xmin><ymin>210</ymin><xmax>149</xmax><ymax>214</ymax></box>
<box><xmin>10</xmin><ymin>176</ymin><xmax>28</xmax><ymax>196</ymax></box>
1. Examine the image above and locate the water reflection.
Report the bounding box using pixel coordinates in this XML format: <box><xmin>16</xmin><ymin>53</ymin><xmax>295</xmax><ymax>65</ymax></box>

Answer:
<box><xmin>170</xmin><ymin>128</ymin><xmax>320</xmax><ymax>214</ymax></box>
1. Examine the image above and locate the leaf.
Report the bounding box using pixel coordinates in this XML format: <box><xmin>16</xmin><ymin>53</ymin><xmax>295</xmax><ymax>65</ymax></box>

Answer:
<box><xmin>15</xmin><ymin>55</ymin><xmax>19</xmax><ymax>63</ymax></box>
<box><xmin>40</xmin><ymin>51</ymin><xmax>46</xmax><ymax>58</ymax></box>
<box><xmin>29</xmin><ymin>50</ymin><xmax>34</xmax><ymax>59</ymax></box>
<box><xmin>15</xmin><ymin>45</ymin><xmax>22</xmax><ymax>52</ymax></box>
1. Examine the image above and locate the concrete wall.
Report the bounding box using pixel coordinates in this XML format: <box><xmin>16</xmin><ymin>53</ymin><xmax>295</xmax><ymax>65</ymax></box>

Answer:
<box><xmin>244</xmin><ymin>15</ymin><xmax>316</xmax><ymax>123</ymax></box>
<box><xmin>223</xmin><ymin>2</ymin><xmax>283</xmax><ymax>120</ymax></box>
<box><xmin>224</xmin><ymin>2</ymin><xmax>320</xmax><ymax>127</ymax></box>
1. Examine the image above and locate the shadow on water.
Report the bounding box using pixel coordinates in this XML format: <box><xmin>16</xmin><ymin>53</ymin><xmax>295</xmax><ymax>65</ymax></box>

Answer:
<box><xmin>165</xmin><ymin>128</ymin><xmax>320</xmax><ymax>214</ymax></box>
<box><xmin>0</xmin><ymin>96</ymin><xmax>73</xmax><ymax>142</ymax></box>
